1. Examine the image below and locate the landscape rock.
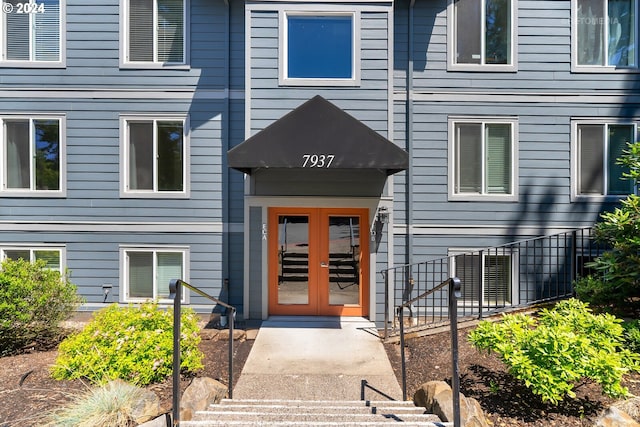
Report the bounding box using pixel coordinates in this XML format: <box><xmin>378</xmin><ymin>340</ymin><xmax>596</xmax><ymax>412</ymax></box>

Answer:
<box><xmin>595</xmin><ymin>406</ymin><xmax>640</xmax><ymax>427</ymax></box>
<box><xmin>200</xmin><ymin>328</ymin><xmax>219</xmax><ymax>340</ymax></box>
<box><xmin>180</xmin><ymin>377</ymin><xmax>228</xmax><ymax>421</ymax></box>
<box><xmin>137</xmin><ymin>413</ymin><xmax>171</xmax><ymax>427</ymax></box>
<box><xmin>413</xmin><ymin>380</ymin><xmax>450</xmax><ymax>411</ymax></box>
<box><xmin>217</xmin><ymin>328</ymin><xmax>246</xmax><ymax>341</ymax></box>
<box><xmin>614</xmin><ymin>398</ymin><xmax>640</xmax><ymax>422</ymax></box>
<box><xmin>128</xmin><ymin>386</ymin><xmax>163</xmax><ymax>424</ymax></box>
<box><xmin>414</xmin><ymin>381</ymin><xmax>489</xmax><ymax>427</ymax></box>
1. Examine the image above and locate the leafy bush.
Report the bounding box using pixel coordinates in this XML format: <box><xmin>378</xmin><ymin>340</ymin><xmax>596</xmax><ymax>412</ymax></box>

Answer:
<box><xmin>468</xmin><ymin>299</ymin><xmax>640</xmax><ymax>404</ymax></box>
<box><xmin>574</xmin><ymin>142</ymin><xmax>640</xmax><ymax>311</ymax></box>
<box><xmin>51</xmin><ymin>302</ymin><xmax>203</xmax><ymax>385</ymax></box>
<box><xmin>47</xmin><ymin>380</ymin><xmax>148</xmax><ymax>427</ymax></box>
<box><xmin>0</xmin><ymin>258</ymin><xmax>83</xmax><ymax>356</ymax></box>
<box><xmin>624</xmin><ymin>320</ymin><xmax>640</xmax><ymax>354</ymax></box>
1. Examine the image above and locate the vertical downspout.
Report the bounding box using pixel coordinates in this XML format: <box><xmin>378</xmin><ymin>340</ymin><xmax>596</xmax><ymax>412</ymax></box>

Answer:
<box><xmin>406</xmin><ymin>0</ymin><xmax>415</xmax><ymax>267</ymax></box>
<box><xmin>223</xmin><ymin>0</ymin><xmax>231</xmax><ymax>301</ymax></box>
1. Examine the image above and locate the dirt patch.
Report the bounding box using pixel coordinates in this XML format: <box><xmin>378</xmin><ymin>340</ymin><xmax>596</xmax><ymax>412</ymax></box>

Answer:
<box><xmin>384</xmin><ymin>326</ymin><xmax>640</xmax><ymax>427</ymax></box>
<box><xmin>0</xmin><ymin>328</ymin><xmax>253</xmax><ymax>427</ymax></box>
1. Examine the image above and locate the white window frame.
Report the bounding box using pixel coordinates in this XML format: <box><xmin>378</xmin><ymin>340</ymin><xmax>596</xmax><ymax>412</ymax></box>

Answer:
<box><xmin>571</xmin><ymin>119</ymin><xmax>638</xmax><ymax>200</ymax></box>
<box><xmin>0</xmin><ymin>114</ymin><xmax>66</xmax><ymax>197</ymax></box>
<box><xmin>448</xmin><ymin>117</ymin><xmax>519</xmax><ymax>201</ymax></box>
<box><xmin>447</xmin><ymin>0</ymin><xmax>518</xmax><ymax>72</ymax></box>
<box><xmin>571</xmin><ymin>0</ymin><xmax>640</xmax><ymax>72</ymax></box>
<box><xmin>120</xmin><ymin>0</ymin><xmax>190</xmax><ymax>69</ymax></box>
<box><xmin>1</xmin><ymin>245</ymin><xmax>65</xmax><ymax>272</ymax></box>
<box><xmin>449</xmin><ymin>248</ymin><xmax>518</xmax><ymax>307</ymax></box>
<box><xmin>120</xmin><ymin>246</ymin><xmax>189</xmax><ymax>303</ymax></box>
<box><xmin>120</xmin><ymin>115</ymin><xmax>189</xmax><ymax>199</ymax></box>
<box><xmin>278</xmin><ymin>8</ymin><xmax>361</xmax><ymax>87</ymax></box>
<box><xmin>0</xmin><ymin>0</ymin><xmax>66</xmax><ymax>67</ymax></box>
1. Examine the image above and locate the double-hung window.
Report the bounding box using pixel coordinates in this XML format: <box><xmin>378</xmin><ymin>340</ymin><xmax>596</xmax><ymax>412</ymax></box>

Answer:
<box><xmin>449</xmin><ymin>0</ymin><xmax>516</xmax><ymax>70</ymax></box>
<box><xmin>574</xmin><ymin>0</ymin><xmax>638</xmax><ymax>69</ymax></box>
<box><xmin>1</xmin><ymin>116</ymin><xmax>64</xmax><ymax>195</ymax></box>
<box><xmin>121</xmin><ymin>247</ymin><xmax>187</xmax><ymax>302</ymax></box>
<box><xmin>449</xmin><ymin>118</ymin><xmax>518</xmax><ymax>200</ymax></box>
<box><xmin>121</xmin><ymin>116</ymin><xmax>188</xmax><ymax>197</ymax></box>
<box><xmin>123</xmin><ymin>0</ymin><xmax>187</xmax><ymax>66</ymax></box>
<box><xmin>2</xmin><ymin>247</ymin><xmax>63</xmax><ymax>272</ymax></box>
<box><xmin>280</xmin><ymin>11</ymin><xmax>360</xmax><ymax>86</ymax></box>
<box><xmin>573</xmin><ymin>121</ymin><xmax>636</xmax><ymax>197</ymax></box>
<box><xmin>451</xmin><ymin>249</ymin><xmax>516</xmax><ymax>308</ymax></box>
<box><xmin>1</xmin><ymin>0</ymin><xmax>63</xmax><ymax>65</ymax></box>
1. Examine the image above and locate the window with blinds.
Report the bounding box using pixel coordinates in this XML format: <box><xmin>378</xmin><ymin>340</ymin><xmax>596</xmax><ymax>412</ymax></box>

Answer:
<box><xmin>453</xmin><ymin>252</ymin><xmax>513</xmax><ymax>306</ymax></box>
<box><xmin>125</xmin><ymin>249</ymin><xmax>185</xmax><ymax>301</ymax></box>
<box><xmin>577</xmin><ymin>123</ymin><xmax>635</xmax><ymax>196</ymax></box>
<box><xmin>2</xmin><ymin>0</ymin><xmax>60</xmax><ymax>62</ymax></box>
<box><xmin>2</xmin><ymin>247</ymin><xmax>62</xmax><ymax>271</ymax></box>
<box><xmin>452</xmin><ymin>120</ymin><xmax>515</xmax><ymax>198</ymax></box>
<box><xmin>127</xmin><ymin>0</ymin><xmax>185</xmax><ymax>64</ymax></box>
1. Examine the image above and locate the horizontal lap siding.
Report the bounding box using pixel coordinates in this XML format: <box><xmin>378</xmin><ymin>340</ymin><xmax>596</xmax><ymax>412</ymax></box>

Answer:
<box><xmin>0</xmin><ymin>0</ymin><xmax>245</xmax><ymax>311</ymax></box>
<box><xmin>392</xmin><ymin>0</ymin><xmax>636</xmax><ymax>245</ymax></box>
<box><xmin>249</xmin><ymin>9</ymin><xmax>390</xmax><ymax>137</ymax></box>
<box><xmin>0</xmin><ymin>231</ymin><xmax>223</xmax><ymax>306</ymax></box>
<box><xmin>0</xmin><ymin>99</ymin><xmax>224</xmax><ymax>222</ymax></box>
<box><xmin>2</xmin><ymin>0</ymin><xmax>235</xmax><ymax>89</ymax></box>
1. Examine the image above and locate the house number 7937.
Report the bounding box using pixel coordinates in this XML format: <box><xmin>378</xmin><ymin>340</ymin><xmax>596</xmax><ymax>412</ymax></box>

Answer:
<box><xmin>302</xmin><ymin>154</ymin><xmax>335</xmax><ymax>168</ymax></box>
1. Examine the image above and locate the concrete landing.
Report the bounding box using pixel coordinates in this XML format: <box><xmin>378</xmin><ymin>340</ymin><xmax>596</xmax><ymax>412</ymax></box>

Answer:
<box><xmin>233</xmin><ymin>317</ymin><xmax>403</xmax><ymax>401</ymax></box>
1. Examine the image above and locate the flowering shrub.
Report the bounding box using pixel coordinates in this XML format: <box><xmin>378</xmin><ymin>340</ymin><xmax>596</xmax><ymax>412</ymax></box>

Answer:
<box><xmin>51</xmin><ymin>302</ymin><xmax>203</xmax><ymax>385</ymax></box>
<box><xmin>468</xmin><ymin>299</ymin><xmax>640</xmax><ymax>404</ymax></box>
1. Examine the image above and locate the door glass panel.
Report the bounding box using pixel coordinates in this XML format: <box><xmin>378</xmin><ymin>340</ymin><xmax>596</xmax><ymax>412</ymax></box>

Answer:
<box><xmin>278</xmin><ymin>215</ymin><xmax>309</xmax><ymax>304</ymax></box>
<box><xmin>328</xmin><ymin>216</ymin><xmax>360</xmax><ymax>305</ymax></box>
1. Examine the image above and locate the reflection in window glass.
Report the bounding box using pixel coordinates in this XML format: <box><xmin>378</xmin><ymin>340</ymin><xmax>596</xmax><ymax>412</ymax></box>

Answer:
<box><xmin>287</xmin><ymin>15</ymin><xmax>353</xmax><ymax>79</ymax></box>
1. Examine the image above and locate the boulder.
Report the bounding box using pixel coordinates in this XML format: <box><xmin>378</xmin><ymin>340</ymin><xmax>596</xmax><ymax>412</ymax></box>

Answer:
<box><xmin>413</xmin><ymin>380</ymin><xmax>489</xmax><ymax>427</ymax></box>
<box><xmin>413</xmin><ymin>380</ymin><xmax>451</xmax><ymax>411</ymax></box>
<box><xmin>217</xmin><ymin>329</ymin><xmax>246</xmax><ymax>341</ymax></box>
<box><xmin>595</xmin><ymin>406</ymin><xmax>640</xmax><ymax>427</ymax></box>
<box><xmin>128</xmin><ymin>387</ymin><xmax>163</xmax><ymax>424</ymax></box>
<box><xmin>180</xmin><ymin>377</ymin><xmax>228</xmax><ymax>421</ymax></box>
<box><xmin>614</xmin><ymin>398</ymin><xmax>640</xmax><ymax>423</ymax></box>
<box><xmin>137</xmin><ymin>413</ymin><xmax>171</xmax><ymax>427</ymax></box>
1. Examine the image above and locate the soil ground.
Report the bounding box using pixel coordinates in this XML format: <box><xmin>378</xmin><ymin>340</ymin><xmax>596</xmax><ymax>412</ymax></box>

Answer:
<box><xmin>383</xmin><ymin>325</ymin><xmax>640</xmax><ymax>427</ymax></box>
<box><xmin>1</xmin><ymin>321</ymin><xmax>638</xmax><ymax>426</ymax></box>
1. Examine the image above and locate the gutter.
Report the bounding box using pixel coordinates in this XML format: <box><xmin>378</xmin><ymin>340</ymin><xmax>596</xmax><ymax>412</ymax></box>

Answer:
<box><xmin>406</xmin><ymin>0</ymin><xmax>415</xmax><ymax>266</ymax></box>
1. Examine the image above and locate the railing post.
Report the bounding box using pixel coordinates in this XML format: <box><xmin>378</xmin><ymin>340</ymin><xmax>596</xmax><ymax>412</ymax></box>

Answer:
<box><xmin>449</xmin><ymin>277</ymin><xmax>461</xmax><ymax>427</ymax></box>
<box><xmin>399</xmin><ymin>304</ymin><xmax>407</xmax><ymax>401</ymax></box>
<box><xmin>228</xmin><ymin>307</ymin><xmax>235</xmax><ymax>399</ymax></box>
<box><xmin>477</xmin><ymin>250</ymin><xmax>483</xmax><ymax>320</ymax></box>
<box><xmin>383</xmin><ymin>271</ymin><xmax>389</xmax><ymax>340</ymax></box>
<box><xmin>169</xmin><ymin>279</ymin><xmax>182</xmax><ymax>427</ymax></box>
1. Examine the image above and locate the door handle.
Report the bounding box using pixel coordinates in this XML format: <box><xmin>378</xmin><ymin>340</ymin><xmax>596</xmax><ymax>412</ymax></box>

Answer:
<box><xmin>320</xmin><ymin>262</ymin><xmax>329</xmax><ymax>268</ymax></box>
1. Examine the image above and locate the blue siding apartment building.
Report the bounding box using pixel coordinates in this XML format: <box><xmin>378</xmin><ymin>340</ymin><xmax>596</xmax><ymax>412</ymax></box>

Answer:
<box><xmin>0</xmin><ymin>0</ymin><xmax>637</xmax><ymax>324</ymax></box>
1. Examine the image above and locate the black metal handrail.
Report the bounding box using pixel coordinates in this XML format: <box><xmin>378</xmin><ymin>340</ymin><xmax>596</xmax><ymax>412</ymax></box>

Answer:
<box><xmin>383</xmin><ymin>227</ymin><xmax>601</xmax><ymax>339</ymax></box>
<box><xmin>396</xmin><ymin>278</ymin><xmax>461</xmax><ymax>418</ymax></box>
<box><xmin>169</xmin><ymin>279</ymin><xmax>236</xmax><ymax>426</ymax></box>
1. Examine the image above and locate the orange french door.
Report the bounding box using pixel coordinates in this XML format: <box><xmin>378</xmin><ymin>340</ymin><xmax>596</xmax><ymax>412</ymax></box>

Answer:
<box><xmin>268</xmin><ymin>207</ymin><xmax>369</xmax><ymax>316</ymax></box>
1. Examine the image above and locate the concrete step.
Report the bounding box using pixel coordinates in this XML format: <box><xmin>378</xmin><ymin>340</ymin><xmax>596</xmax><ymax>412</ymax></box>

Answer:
<box><xmin>181</xmin><ymin>398</ymin><xmax>450</xmax><ymax>427</ymax></box>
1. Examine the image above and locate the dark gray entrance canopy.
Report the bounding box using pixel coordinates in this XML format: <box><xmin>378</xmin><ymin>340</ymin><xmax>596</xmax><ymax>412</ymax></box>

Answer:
<box><xmin>227</xmin><ymin>96</ymin><xmax>408</xmax><ymax>175</ymax></box>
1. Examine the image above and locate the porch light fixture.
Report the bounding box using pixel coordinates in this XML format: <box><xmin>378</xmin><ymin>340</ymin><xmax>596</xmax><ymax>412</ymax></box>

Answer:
<box><xmin>377</xmin><ymin>207</ymin><xmax>389</xmax><ymax>224</ymax></box>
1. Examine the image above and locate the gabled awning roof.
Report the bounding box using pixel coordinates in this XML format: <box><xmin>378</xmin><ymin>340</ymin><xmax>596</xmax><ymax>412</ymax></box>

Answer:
<box><xmin>227</xmin><ymin>96</ymin><xmax>408</xmax><ymax>175</ymax></box>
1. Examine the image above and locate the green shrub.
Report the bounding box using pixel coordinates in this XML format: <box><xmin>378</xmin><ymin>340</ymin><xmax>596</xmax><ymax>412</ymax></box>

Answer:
<box><xmin>468</xmin><ymin>299</ymin><xmax>640</xmax><ymax>405</ymax></box>
<box><xmin>574</xmin><ymin>142</ymin><xmax>640</xmax><ymax>311</ymax></box>
<box><xmin>46</xmin><ymin>380</ymin><xmax>147</xmax><ymax>427</ymax></box>
<box><xmin>51</xmin><ymin>302</ymin><xmax>203</xmax><ymax>385</ymax></box>
<box><xmin>624</xmin><ymin>320</ymin><xmax>640</xmax><ymax>354</ymax></box>
<box><xmin>0</xmin><ymin>258</ymin><xmax>83</xmax><ymax>356</ymax></box>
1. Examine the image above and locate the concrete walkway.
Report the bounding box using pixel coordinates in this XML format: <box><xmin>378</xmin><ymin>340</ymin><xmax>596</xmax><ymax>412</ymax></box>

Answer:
<box><xmin>233</xmin><ymin>316</ymin><xmax>403</xmax><ymax>401</ymax></box>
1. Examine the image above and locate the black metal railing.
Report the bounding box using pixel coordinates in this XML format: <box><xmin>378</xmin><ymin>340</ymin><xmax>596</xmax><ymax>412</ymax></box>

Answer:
<box><xmin>396</xmin><ymin>277</ymin><xmax>461</xmax><ymax>420</ymax></box>
<box><xmin>169</xmin><ymin>279</ymin><xmax>236</xmax><ymax>426</ymax></box>
<box><xmin>383</xmin><ymin>227</ymin><xmax>603</xmax><ymax>339</ymax></box>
